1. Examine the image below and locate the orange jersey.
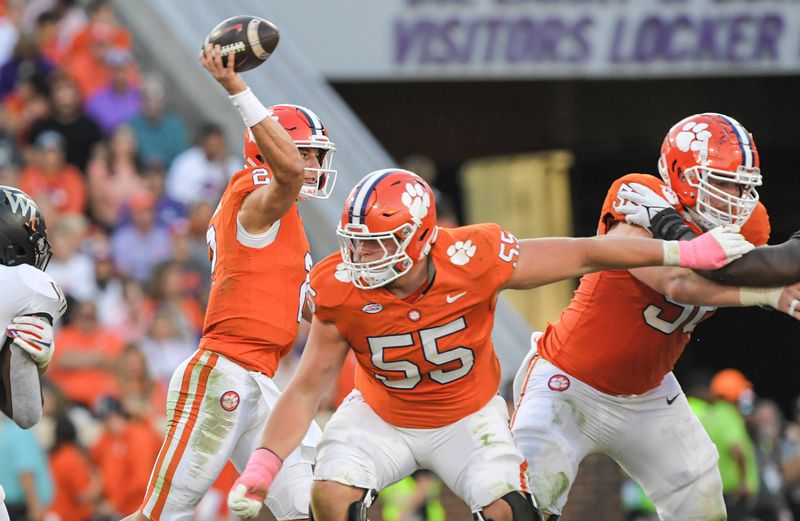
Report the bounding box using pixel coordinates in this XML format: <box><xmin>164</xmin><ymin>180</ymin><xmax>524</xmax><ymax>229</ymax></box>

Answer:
<box><xmin>540</xmin><ymin>173</ymin><xmax>770</xmax><ymax>395</ymax></box>
<box><xmin>310</xmin><ymin>224</ymin><xmax>519</xmax><ymax>428</ymax></box>
<box><xmin>200</xmin><ymin>167</ymin><xmax>311</xmax><ymax>376</ymax></box>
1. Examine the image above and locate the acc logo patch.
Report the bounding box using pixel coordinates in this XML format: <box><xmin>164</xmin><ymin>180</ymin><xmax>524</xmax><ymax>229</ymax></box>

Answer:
<box><xmin>220</xmin><ymin>391</ymin><xmax>240</xmax><ymax>411</ymax></box>
<box><xmin>361</xmin><ymin>302</ymin><xmax>383</xmax><ymax>314</ymax></box>
<box><xmin>548</xmin><ymin>374</ymin><xmax>570</xmax><ymax>392</ymax></box>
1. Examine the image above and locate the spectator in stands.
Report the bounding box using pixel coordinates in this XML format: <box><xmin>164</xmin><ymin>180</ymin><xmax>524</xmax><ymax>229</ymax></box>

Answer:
<box><xmin>33</xmin><ymin>10</ymin><xmax>63</xmax><ymax>66</ymax></box>
<box><xmin>0</xmin><ymin>126</ymin><xmax>21</xmax><ymax>169</ymax></box>
<box><xmin>748</xmin><ymin>399</ymin><xmax>791</xmax><ymax>521</ymax></box>
<box><xmin>48</xmin><ymin>300</ymin><xmax>124</xmax><ymax>408</ymax></box>
<box><xmin>93</xmin><ymin>244</ymin><xmax>127</xmax><ymax>329</ymax></box>
<box><xmin>147</xmin><ymin>260</ymin><xmax>203</xmax><ymax>335</ymax></box>
<box><xmin>50</xmin><ymin>0</ymin><xmax>88</xmax><ymax>56</ymax></box>
<box><xmin>128</xmin><ymin>76</ymin><xmax>189</xmax><ymax>168</ymax></box>
<box><xmin>163</xmin><ymin>200</ymin><xmax>214</xmax><ymax>305</ymax></box>
<box><xmin>705</xmin><ymin>369</ymin><xmax>760</xmax><ymax>521</ymax></box>
<box><xmin>64</xmin><ymin>0</ymin><xmax>133</xmax><ymax>99</ymax></box>
<box><xmin>89</xmin><ymin>395</ymin><xmax>161</xmax><ymax>519</ymax></box>
<box><xmin>170</xmin><ymin>231</ymin><xmax>209</xmax><ymax>308</ymax></box>
<box><xmin>85</xmin><ymin>48</ymin><xmax>142</xmax><ymax>134</ymax></box>
<box><xmin>47</xmin><ymin>413</ymin><xmax>97</xmax><ymax>521</ymax></box>
<box><xmin>139</xmin><ymin>308</ymin><xmax>197</xmax><ymax>387</ymax></box>
<box><xmin>46</xmin><ymin>214</ymin><xmax>97</xmax><ymax>301</ymax></box>
<box><xmin>115</xmin><ymin>345</ymin><xmax>166</xmax><ymax>430</ymax></box>
<box><xmin>0</xmin><ymin>413</ymin><xmax>54</xmax><ymax>521</ymax></box>
<box><xmin>111</xmin><ymin>191</ymin><xmax>172</xmax><ymax>282</ymax></box>
<box><xmin>166</xmin><ymin>122</ymin><xmax>239</xmax><ymax>205</ymax></box>
<box><xmin>781</xmin><ymin>396</ymin><xmax>800</xmax><ymax>519</ymax></box>
<box><xmin>185</xmin><ymin>200</ymin><xmax>214</xmax><ymax>264</ymax></box>
<box><xmin>114</xmin><ymin>279</ymin><xmax>151</xmax><ymax>344</ymax></box>
<box><xmin>2</xmin><ymin>71</ymin><xmax>50</xmax><ymax>140</ymax></box>
<box><xmin>19</xmin><ymin>129</ymin><xmax>86</xmax><ymax>219</ymax></box>
<box><xmin>0</xmin><ymin>34</ymin><xmax>54</xmax><ymax>99</ymax></box>
<box><xmin>87</xmin><ymin>123</ymin><xmax>144</xmax><ymax>228</ymax></box>
<box><xmin>0</xmin><ymin>0</ymin><xmax>21</xmax><ymax>67</ymax></box>
<box><xmin>125</xmin><ymin>157</ymin><xmax>186</xmax><ymax>228</ymax></box>
<box><xmin>29</xmin><ymin>74</ymin><xmax>101</xmax><ymax>171</ymax></box>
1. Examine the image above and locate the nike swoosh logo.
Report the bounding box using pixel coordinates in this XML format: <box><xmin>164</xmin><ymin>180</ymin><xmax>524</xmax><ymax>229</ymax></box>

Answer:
<box><xmin>220</xmin><ymin>23</ymin><xmax>243</xmax><ymax>36</ymax></box>
<box><xmin>666</xmin><ymin>393</ymin><xmax>681</xmax><ymax>405</ymax></box>
<box><xmin>446</xmin><ymin>291</ymin><xmax>467</xmax><ymax>304</ymax></box>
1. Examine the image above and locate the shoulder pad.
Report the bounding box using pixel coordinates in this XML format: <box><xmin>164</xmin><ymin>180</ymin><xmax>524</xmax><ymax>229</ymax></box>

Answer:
<box><xmin>18</xmin><ymin>267</ymin><xmax>67</xmax><ymax>322</ymax></box>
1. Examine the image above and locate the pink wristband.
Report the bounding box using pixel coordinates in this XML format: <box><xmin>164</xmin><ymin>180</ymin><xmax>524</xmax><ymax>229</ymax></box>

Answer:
<box><xmin>676</xmin><ymin>234</ymin><xmax>727</xmax><ymax>269</ymax></box>
<box><xmin>244</xmin><ymin>448</ymin><xmax>283</xmax><ymax>487</ymax></box>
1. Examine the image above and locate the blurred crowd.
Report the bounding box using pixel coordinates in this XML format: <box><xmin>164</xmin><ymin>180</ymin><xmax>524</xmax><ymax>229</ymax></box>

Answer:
<box><xmin>0</xmin><ymin>0</ymin><xmax>247</xmax><ymax>519</ymax></box>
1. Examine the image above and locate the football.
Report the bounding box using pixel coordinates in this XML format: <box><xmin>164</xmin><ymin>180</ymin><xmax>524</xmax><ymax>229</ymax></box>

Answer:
<box><xmin>203</xmin><ymin>15</ymin><xmax>280</xmax><ymax>72</ymax></box>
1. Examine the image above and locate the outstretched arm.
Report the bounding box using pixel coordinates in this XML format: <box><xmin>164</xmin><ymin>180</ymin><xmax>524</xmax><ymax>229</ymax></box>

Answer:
<box><xmin>502</xmin><ymin>226</ymin><xmax>751</xmax><ymax>290</ymax></box>
<box><xmin>199</xmin><ymin>44</ymin><xmax>304</xmax><ymax>234</ymax></box>
<box><xmin>609</xmin><ymin>221</ymin><xmax>800</xmax><ymax>318</ymax></box>
<box><xmin>227</xmin><ymin>318</ymin><xmax>350</xmax><ymax>519</ymax></box>
<box><xmin>616</xmin><ymin>182</ymin><xmax>800</xmax><ymax>286</ymax></box>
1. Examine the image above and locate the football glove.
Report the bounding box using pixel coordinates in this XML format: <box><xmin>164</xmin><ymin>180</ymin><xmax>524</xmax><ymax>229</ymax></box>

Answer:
<box><xmin>6</xmin><ymin>315</ymin><xmax>54</xmax><ymax>368</ymax></box>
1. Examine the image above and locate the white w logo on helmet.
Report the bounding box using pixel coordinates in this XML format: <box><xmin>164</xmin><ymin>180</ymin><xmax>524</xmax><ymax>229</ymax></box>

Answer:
<box><xmin>3</xmin><ymin>189</ymin><xmax>36</xmax><ymax>219</ymax></box>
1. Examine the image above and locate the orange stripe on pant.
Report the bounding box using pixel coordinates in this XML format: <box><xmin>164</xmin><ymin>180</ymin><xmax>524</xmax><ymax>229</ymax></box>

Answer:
<box><xmin>519</xmin><ymin>460</ymin><xmax>530</xmax><ymax>494</ymax></box>
<box><xmin>150</xmin><ymin>352</ymin><xmax>219</xmax><ymax>520</ymax></box>
<box><xmin>140</xmin><ymin>350</ymin><xmax>204</xmax><ymax>512</ymax></box>
<box><xmin>509</xmin><ymin>355</ymin><xmax>539</xmax><ymax>428</ymax></box>
<box><xmin>142</xmin><ymin>350</ymin><xmax>219</xmax><ymax>521</ymax></box>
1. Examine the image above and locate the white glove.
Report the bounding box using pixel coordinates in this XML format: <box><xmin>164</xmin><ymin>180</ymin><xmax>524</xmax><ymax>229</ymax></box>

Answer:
<box><xmin>6</xmin><ymin>315</ymin><xmax>54</xmax><ymax>368</ymax></box>
<box><xmin>227</xmin><ymin>484</ymin><xmax>264</xmax><ymax>519</ymax></box>
<box><xmin>614</xmin><ymin>182</ymin><xmax>675</xmax><ymax>229</ymax></box>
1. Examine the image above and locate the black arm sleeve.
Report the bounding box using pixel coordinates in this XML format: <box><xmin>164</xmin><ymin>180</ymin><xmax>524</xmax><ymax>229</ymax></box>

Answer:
<box><xmin>647</xmin><ymin>208</ymin><xmax>800</xmax><ymax>286</ymax></box>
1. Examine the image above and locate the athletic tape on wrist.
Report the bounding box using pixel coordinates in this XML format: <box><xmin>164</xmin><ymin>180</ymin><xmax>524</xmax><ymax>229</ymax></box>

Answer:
<box><xmin>739</xmin><ymin>287</ymin><xmax>783</xmax><ymax>309</ymax></box>
<box><xmin>229</xmin><ymin>87</ymin><xmax>269</xmax><ymax>128</ymax></box>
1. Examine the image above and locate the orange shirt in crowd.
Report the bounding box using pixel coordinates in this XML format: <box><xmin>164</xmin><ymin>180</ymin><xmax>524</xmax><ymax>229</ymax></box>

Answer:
<box><xmin>67</xmin><ymin>25</ymin><xmax>132</xmax><ymax>59</ymax></box>
<box><xmin>90</xmin><ymin>420</ymin><xmax>162</xmax><ymax>515</ymax></box>
<box><xmin>49</xmin><ymin>327</ymin><xmax>124</xmax><ymax>407</ymax></box>
<box><xmin>49</xmin><ymin>443</ymin><xmax>95</xmax><ymax>521</ymax></box>
<box><xmin>19</xmin><ymin>164</ymin><xmax>88</xmax><ymax>218</ymax></box>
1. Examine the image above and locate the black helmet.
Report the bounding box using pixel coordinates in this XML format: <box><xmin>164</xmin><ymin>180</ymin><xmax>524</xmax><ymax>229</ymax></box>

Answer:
<box><xmin>0</xmin><ymin>186</ymin><xmax>52</xmax><ymax>270</ymax></box>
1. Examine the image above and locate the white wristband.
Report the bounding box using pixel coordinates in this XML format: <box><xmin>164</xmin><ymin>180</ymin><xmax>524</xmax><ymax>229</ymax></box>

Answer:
<box><xmin>661</xmin><ymin>240</ymin><xmax>680</xmax><ymax>266</ymax></box>
<box><xmin>739</xmin><ymin>287</ymin><xmax>783</xmax><ymax>308</ymax></box>
<box><xmin>229</xmin><ymin>87</ymin><xmax>269</xmax><ymax>128</ymax></box>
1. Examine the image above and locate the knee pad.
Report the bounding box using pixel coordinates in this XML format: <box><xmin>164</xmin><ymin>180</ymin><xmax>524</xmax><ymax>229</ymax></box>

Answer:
<box><xmin>472</xmin><ymin>492</ymin><xmax>543</xmax><ymax>521</ymax></box>
<box><xmin>309</xmin><ymin>489</ymin><xmax>376</xmax><ymax>521</ymax></box>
